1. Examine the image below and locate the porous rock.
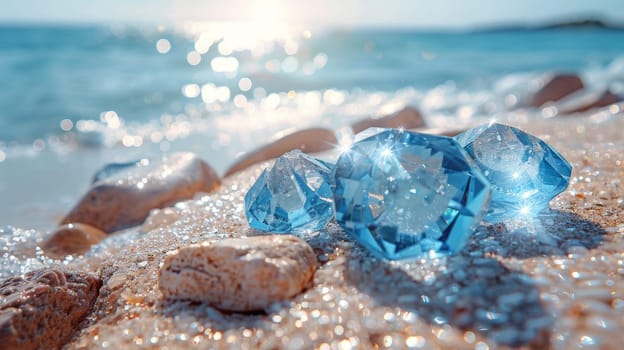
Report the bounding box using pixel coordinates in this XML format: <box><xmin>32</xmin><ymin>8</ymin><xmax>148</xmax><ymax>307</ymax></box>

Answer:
<box><xmin>0</xmin><ymin>269</ymin><xmax>101</xmax><ymax>350</ymax></box>
<box><xmin>41</xmin><ymin>223</ymin><xmax>107</xmax><ymax>259</ymax></box>
<box><xmin>61</xmin><ymin>153</ymin><xmax>220</xmax><ymax>232</ymax></box>
<box><xmin>159</xmin><ymin>235</ymin><xmax>316</xmax><ymax>312</ymax></box>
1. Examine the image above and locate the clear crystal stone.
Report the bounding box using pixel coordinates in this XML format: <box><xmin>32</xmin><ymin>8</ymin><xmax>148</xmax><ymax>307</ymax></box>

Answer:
<box><xmin>334</xmin><ymin>128</ymin><xmax>491</xmax><ymax>260</ymax></box>
<box><xmin>245</xmin><ymin>150</ymin><xmax>335</xmax><ymax>233</ymax></box>
<box><xmin>455</xmin><ymin>123</ymin><xmax>572</xmax><ymax>221</ymax></box>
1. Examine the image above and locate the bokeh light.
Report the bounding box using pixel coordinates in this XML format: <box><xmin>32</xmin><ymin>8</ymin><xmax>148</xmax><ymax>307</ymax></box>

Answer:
<box><xmin>182</xmin><ymin>84</ymin><xmax>201</xmax><ymax>98</ymax></box>
<box><xmin>210</xmin><ymin>56</ymin><xmax>239</xmax><ymax>73</ymax></box>
<box><xmin>186</xmin><ymin>51</ymin><xmax>202</xmax><ymax>65</ymax></box>
<box><xmin>238</xmin><ymin>77</ymin><xmax>252</xmax><ymax>91</ymax></box>
<box><xmin>60</xmin><ymin>119</ymin><xmax>73</xmax><ymax>131</ymax></box>
<box><xmin>156</xmin><ymin>38</ymin><xmax>171</xmax><ymax>54</ymax></box>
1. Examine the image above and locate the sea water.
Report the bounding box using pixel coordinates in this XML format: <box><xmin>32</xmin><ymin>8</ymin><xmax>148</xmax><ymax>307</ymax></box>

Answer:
<box><xmin>0</xmin><ymin>23</ymin><xmax>623</xmax><ymax>229</ymax></box>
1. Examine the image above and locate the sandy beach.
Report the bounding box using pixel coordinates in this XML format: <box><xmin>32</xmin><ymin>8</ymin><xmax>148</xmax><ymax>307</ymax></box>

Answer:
<box><xmin>2</xmin><ymin>104</ymin><xmax>623</xmax><ymax>349</ymax></box>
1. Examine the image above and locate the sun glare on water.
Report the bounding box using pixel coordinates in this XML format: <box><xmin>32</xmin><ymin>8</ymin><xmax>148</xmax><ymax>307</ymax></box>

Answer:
<box><xmin>182</xmin><ymin>0</ymin><xmax>294</xmax><ymax>53</ymax></box>
<box><xmin>115</xmin><ymin>0</ymin><xmax>336</xmax><ymax>151</ymax></box>
<box><xmin>177</xmin><ymin>0</ymin><xmax>299</xmax><ymax>82</ymax></box>
<box><xmin>251</xmin><ymin>0</ymin><xmax>287</xmax><ymax>30</ymax></box>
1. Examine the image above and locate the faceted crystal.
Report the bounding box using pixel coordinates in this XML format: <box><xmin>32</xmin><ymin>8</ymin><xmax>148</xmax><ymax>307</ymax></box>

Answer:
<box><xmin>455</xmin><ymin>123</ymin><xmax>572</xmax><ymax>221</ymax></box>
<box><xmin>334</xmin><ymin>128</ymin><xmax>491</xmax><ymax>260</ymax></box>
<box><xmin>245</xmin><ymin>150</ymin><xmax>335</xmax><ymax>233</ymax></box>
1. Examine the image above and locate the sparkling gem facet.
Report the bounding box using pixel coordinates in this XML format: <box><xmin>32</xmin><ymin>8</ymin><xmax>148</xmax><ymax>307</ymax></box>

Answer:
<box><xmin>334</xmin><ymin>128</ymin><xmax>491</xmax><ymax>260</ymax></box>
<box><xmin>245</xmin><ymin>150</ymin><xmax>335</xmax><ymax>233</ymax></box>
<box><xmin>455</xmin><ymin>123</ymin><xmax>572</xmax><ymax>221</ymax></box>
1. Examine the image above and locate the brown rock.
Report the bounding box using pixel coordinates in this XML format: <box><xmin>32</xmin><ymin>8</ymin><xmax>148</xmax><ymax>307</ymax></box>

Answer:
<box><xmin>530</xmin><ymin>73</ymin><xmax>584</xmax><ymax>107</ymax></box>
<box><xmin>159</xmin><ymin>235</ymin><xmax>316</xmax><ymax>312</ymax></box>
<box><xmin>560</xmin><ymin>89</ymin><xmax>622</xmax><ymax>114</ymax></box>
<box><xmin>224</xmin><ymin>107</ymin><xmax>426</xmax><ymax>177</ymax></box>
<box><xmin>224</xmin><ymin>128</ymin><xmax>337</xmax><ymax>177</ymax></box>
<box><xmin>350</xmin><ymin>106</ymin><xmax>425</xmax><ymax>134</ymax></box>
<box><xmin>0</xmin><ymin>269</ymin><xmax>101</xmax><ymax>350</ymax></box>
<box><xmin>41</xmin><ymin>223</ymin><xmax>107</xmax><ymax>259</ymax></box>
<box><xmin>61</xmin><ymin>153</ymin><xmax>220</xmax><ymax>232</ymax></box>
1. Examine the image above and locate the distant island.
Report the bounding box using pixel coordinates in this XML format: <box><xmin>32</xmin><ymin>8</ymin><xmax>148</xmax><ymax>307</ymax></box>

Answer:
<box><xmin>475</xmin><ymin>18</ymin><xmax>624</xmax><ymax>32</ymax></box>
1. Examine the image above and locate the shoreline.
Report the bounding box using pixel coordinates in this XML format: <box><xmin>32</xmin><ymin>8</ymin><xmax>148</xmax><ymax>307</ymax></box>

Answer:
<box><xmin>2</xmin><ymin>98</ymin><xmax>621</xmax><ymax>231</ymax></box>
<box><xmin>2</xmin><ymin>108</ymin><xmax>624</xmax><ymax>348</ymax></box>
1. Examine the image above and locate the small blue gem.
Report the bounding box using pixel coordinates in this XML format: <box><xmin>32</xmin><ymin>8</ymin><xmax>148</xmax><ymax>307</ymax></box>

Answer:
<box><xmin>334</xmin><ymin>128</ymin><xmax>491</xmax><ymax>260</ymax></box>
<box><xmin>455</xmin><ymin>123</ymin><xmax>572</xmax><ymax>221</ymax></box>
<box><xmin>245</xmin><ymin>150</ymin><xmax>335</xmax><ymax>233</ymax></box>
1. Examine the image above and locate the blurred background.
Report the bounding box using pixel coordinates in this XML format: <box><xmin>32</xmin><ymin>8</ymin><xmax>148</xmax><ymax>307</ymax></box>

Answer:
<box><xmin>0</xmin><ymin>0</ymin><xmax>623</xmax><ymax>228</ymax></box>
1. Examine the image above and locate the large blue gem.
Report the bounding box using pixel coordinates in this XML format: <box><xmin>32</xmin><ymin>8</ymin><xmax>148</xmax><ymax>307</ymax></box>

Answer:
<box><xmin>334</xmin><ymin>128</ymin><xmax>491</xmax><ymax>260</ymax></box>
<box><xmin>455</xmin><ymin>123</ymin><xmax>572</xmax><ymax>221</ymax></box>
<box><xmin>245</xmin><ymin>150</ymin><xmax>335</xmax><ymax>233</ymax></box>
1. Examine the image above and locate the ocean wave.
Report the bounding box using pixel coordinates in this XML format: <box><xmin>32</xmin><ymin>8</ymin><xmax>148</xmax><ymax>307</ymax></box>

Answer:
<box><xmin>0</xmin><ymin>59</ymin><xmax>622</xmax><ymax>168</ymax></box>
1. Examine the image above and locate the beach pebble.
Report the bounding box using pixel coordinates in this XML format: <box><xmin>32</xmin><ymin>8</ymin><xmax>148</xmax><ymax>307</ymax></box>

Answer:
<box><xmin>350</xmin><ymin>106</ymin><xmax>425</xmax><ymax>133</ymax></box>
<box><xmin>224</xmin><ymin>128</ymin><xmax>337</xmax><ymax>176</ymax></box>
<box><xmin>91</xmin><ymin>159</ymin><xmax>142</xmax><ymax>183</ymax></box>
<box><xmin>41</xmin><ymin>223</ymin><xmax>107</xmax><ymax>258</ymax></box>
<box><xmin>61</xmin><ymin>153</ymin><xmax>220</xmax><ymax>232</ymax></box>
<box><xmin>0</xmin><ymin>269</ymin><xmax>101</xmax><ymax>350</ymax></box>
<box><xmin>530</xmin><ymin>73</ymin><xmax>584</xmax><ymax>107</ymax></box>
<box><xmin>159</xmin><ymin>235</ymin><xmax>316</xmax><ymax>312</ymax></box>
<box><xmin>224</xmin><ymin>107</ymin><xmax>425</xmax><ymax>177</ymax></box>
<box><xmin>560</xmin><ymin>89</ymin><xmax>622</xmax><ymax>114</ymax></box>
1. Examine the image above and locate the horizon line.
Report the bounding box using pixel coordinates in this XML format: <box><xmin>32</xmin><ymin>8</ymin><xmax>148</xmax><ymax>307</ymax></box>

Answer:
<box><xmin>0</xmin><ymin>13</ymin><xmax>622</xmax><ymax>31</ymax></box>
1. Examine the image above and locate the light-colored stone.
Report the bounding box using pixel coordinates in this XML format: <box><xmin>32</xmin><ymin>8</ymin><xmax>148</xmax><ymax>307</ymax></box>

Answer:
<box><xmin>159</xmin><ymin>235</ymin><xmax>317</xmax><ymax>311</ymax></box>
<box><xmin>61</xmin><ymin>153</ymin><xmax>220</xmax><ymax>232</ymax></box>
<box><xmin>0</xmin><ymin>269</ymin><xmax>101</xmax><ymax>350</ymax></box>
<box><xmin>41</xmin><ymin>223</ymin><xmax>107</xmax><ymax>258</ymax></box>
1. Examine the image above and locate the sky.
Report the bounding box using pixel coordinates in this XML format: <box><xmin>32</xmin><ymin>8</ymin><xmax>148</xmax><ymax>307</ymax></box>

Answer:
<box><xmin>1</xmin><ymin>0</ymin><xmax>624</xmax><ymax>28</ymax></box>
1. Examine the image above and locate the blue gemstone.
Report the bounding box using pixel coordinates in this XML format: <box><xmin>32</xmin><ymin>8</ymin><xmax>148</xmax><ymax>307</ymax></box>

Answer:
<box><xmin>455</xmin><ymin>123</ymin><xmax>572</xmax><ymax>221</ymax></box>
<box><xmin>245</xmin><ymin>150</ymin><xmax>335</xmax><ymax>233</ymax></box>
<box><xmin>334</xmin><ymin>128</ymin><xmax>491</xmax><ymax>260</ymax></box>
